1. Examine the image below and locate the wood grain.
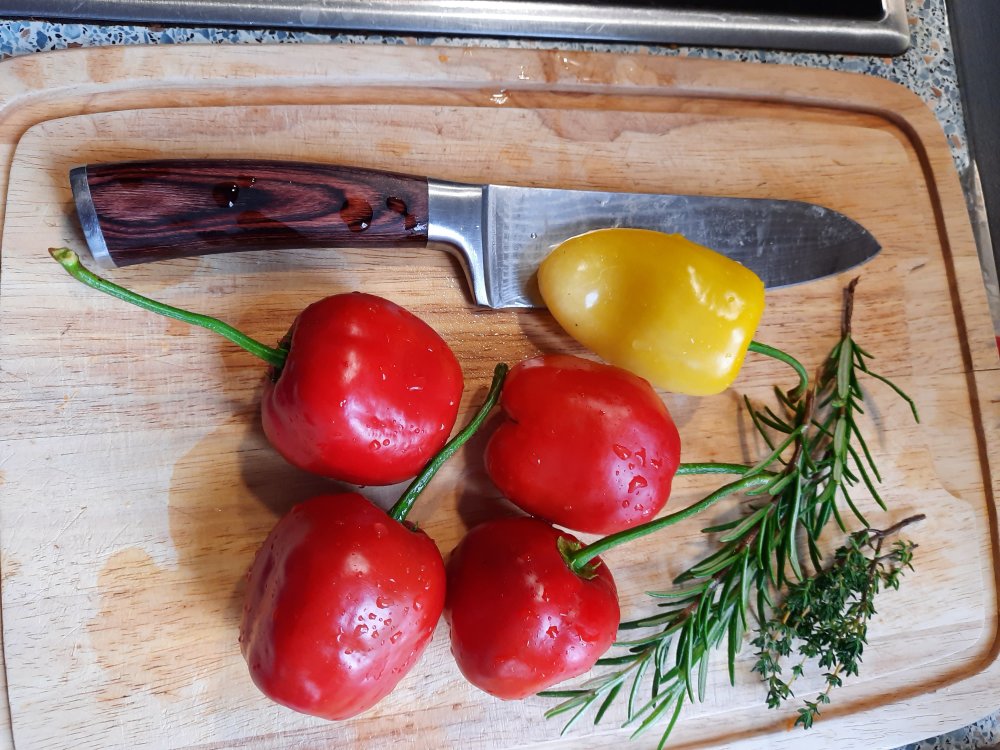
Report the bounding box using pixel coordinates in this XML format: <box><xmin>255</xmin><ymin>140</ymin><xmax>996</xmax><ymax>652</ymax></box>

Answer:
<box><xmin>0</xmin><ymin>44</ymin><xmax>996</xmax><ymax>750</ymax></box>
<box><xmin>82</xmin><ymin>159</ymin><xmax>430</xmax><ymax>266</ymax></box>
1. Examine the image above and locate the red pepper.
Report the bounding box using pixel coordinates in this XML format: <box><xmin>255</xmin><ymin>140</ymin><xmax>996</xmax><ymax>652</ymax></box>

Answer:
<box><xmin>444</xmin><ymin>516</ymin><xmax>620</xmax><ymax>699</ymax></box>
<box><xmin>262</xmin><ymin>292</ymin><xmax>464</xmax><ymax>485</ymax></box>
<box><xmin>484</xmin><ymin>354</ymin><xmax>681</xmax><ymax>534</ymax></box>
<box><xmin>240</xmin><ymin>492</ymin><xmax>446</xmax><ymax>720</ymax></box>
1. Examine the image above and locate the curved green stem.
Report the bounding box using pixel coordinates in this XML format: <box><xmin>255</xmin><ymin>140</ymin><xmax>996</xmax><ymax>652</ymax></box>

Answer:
<box><xmin>388</xmin><ymin>363</ymin><xmax>508</xmax><ymax>523</ymax></box>
<box><xmin>749</xmin><ymin>340</ymin><xmax>808</xmax><ymax>401</ymax></box>
<box><xmin>568</xmin><ymin>471</ymin><xmax>776</xmax><ymax>573</ymax></box>
<box><xmin>49</xmin><ymin>247</ymin><xmax>287</xmax><ymax>369</ymax></box>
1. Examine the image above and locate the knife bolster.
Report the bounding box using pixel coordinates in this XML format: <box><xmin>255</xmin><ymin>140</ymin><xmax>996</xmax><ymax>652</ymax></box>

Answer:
<box><xmin>427</xmin><ymin>179</ymin><xmax>490</xmax><ymax>307</ymax></box>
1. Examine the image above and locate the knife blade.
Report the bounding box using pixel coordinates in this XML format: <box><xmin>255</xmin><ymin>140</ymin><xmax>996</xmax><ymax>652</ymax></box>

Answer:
<box><xmin>70</xmin><ymin>159</ymin><xmax>880</xmax><ymax>308</ymax></box>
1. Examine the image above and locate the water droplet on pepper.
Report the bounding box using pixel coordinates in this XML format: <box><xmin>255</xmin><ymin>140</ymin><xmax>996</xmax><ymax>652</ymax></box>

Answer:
<box><xmin>627</xmin><ymin>476</ymin><xmax>648</xmax><ymax>494</ymax></box>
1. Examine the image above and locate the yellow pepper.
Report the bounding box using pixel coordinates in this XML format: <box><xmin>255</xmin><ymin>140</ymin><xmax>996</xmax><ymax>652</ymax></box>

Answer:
<box><xmin>537</xmin><ymin>228</ymin><xmax>766</xmax><ymax>397</ymax></box>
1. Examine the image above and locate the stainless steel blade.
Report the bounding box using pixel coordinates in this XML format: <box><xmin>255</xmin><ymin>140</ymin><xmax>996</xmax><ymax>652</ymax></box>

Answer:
<box><xmin>429</xmin><ymin>182</ymin><xmax>881</xmax><ymax>309</ymax></box>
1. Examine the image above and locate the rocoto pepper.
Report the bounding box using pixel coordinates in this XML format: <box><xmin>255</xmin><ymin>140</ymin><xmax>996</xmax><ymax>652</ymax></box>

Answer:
<box><xmin>445</xmin><ymin>516</ymin><xmax>620</xmax><ymax>700</ymax></box>
<box><xmin>261</xmin><ymin>292</ymin><xmax>464</xmax><ymax>485</ymax></box>
<box><xmin>484</xmin><ymin>354</ymin><xmax>681</xmax><ymax>535</ymax></box>
<box><xmin>537</xmin><ymin>228</ymin><xmax>766</xmax><ymax>396</ymax></box>
<box><xmin>240</xmin><ymin>492</ymin><xmax>447</xmax><ymax>720</ymax></box>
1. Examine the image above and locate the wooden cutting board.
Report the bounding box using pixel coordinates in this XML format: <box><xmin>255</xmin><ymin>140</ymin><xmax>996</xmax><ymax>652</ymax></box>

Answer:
<box><xmin>0</xmin><ymin>44</ymin><xmax>997</xmax><ymax>750</ymax></box>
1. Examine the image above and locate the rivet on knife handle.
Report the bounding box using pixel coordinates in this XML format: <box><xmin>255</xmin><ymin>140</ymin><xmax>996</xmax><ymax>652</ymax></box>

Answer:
<box><xmin>70</xmin><ymin>159</ymin><xmax>431</xmax><ymax>268</ymax></box>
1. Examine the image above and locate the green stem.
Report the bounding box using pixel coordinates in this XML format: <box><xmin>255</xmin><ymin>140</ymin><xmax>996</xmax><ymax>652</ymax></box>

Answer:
<box><xmin>49</xmin><ymin>247</ymin><xmax>287</xmax><ymax>369</ymax></box>
<box><xmin>748</xmin><ymin>340</ymin><xmax>808</xmax><ymax>400</ymax></box>
<box><xmin>388</xmin><ymin>362</ymin><xmax>508</xmax><ymax>522</ymax></box>
<box><xmin>677</xmin><ymin>462</ymin><xmax>754</xmax><ymax>476</ymax></box>
<box><xmin>568</xmin><ymin>471</ymin><xmax>776</xmax><ymax>573</ymax></box>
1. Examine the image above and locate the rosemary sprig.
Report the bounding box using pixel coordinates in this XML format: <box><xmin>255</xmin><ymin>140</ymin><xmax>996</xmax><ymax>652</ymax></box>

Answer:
<box><xmin>541</xmin><ymin>279</ymin><xmax>920</xmax><ymax>747</ymax></box>
<box><xmin>752</xmin><ymin>514</ymin><xmax>921</xmax><ymax>729</ymax></box>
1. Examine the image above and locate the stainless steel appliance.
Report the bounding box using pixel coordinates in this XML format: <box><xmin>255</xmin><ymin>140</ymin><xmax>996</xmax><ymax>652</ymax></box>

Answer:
<box><xmin>0</xmin><ymin>0</ymin><xmax>910</xmax><ymax>54</ymax></box>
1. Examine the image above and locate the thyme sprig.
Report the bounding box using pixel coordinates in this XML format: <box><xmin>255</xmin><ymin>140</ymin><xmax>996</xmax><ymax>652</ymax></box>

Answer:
<box><xmin>541</xmin><ymin>279</ymin><xmax>920</xmax><ymax>747</ymax></box>
<box><xmin>752</xmin><ymin>514</ymin><xmax>922</xmax><ymax>729</ymax></box>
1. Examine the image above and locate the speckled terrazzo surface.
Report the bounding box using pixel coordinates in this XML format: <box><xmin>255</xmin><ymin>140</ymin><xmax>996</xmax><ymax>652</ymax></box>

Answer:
<box><xmin>0</xmin><ymin>1</ymin><xmax>996</xmax><ymax>749</ymax></box>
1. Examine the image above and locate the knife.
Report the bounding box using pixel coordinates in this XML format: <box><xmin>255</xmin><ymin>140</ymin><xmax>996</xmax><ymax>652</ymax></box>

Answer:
<box><xmin>69</xmin><ymin>159</ymin><xmax>880</xmax><ymax>308</ymax></box>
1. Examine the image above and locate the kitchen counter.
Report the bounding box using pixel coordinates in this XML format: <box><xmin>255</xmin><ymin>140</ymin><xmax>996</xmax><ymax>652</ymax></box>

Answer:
<box><xmin>0</xmin><ymin>1</ymin><xmax>996</xmax><ymax>749</ymax></box>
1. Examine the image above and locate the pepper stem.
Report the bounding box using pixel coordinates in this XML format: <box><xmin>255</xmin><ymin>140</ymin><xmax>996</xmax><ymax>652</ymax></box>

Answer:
<box><xmin>748</xmin><ymin>340</ymin><xmax>808</xmax><ymax>401</ymax></box>
<box><xmin>388</xmin><ymin>363</ymin><xmax>508</xmax><ymax>523</ymax></box>
<box><xmin>49</xmin><ymin>247</ymin><xmax>288</xmax><ymax>370</ymax></box>
<box><xmin>567</xmin><ymin>470</ymin><xmax>775</xmax><ymax>573</ymax></box>
<box><xmin>676</xmin><ymin>462</ymin><xmax>754</xmax><ymax>476</ymax></box>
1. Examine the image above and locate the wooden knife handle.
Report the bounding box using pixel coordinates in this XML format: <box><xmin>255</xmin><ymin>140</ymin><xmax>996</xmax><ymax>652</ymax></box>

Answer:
<box><xmin>71</xmin><ymin>159</ymin><xmax>430</xmax><ymax>267</ymax></box>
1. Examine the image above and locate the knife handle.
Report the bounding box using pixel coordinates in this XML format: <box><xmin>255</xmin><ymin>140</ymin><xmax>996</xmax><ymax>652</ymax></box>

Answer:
<box><xmin>70</xmin><ymin>159</ymin><xmax>430</xmax><ymax>268</ymax></box>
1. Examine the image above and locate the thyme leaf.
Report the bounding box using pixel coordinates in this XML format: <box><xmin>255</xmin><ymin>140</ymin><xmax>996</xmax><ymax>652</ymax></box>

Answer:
<box><xmin>751</xmin><ymin>516</ymin><xmax>921</xmax><ymax>728</ymax></box>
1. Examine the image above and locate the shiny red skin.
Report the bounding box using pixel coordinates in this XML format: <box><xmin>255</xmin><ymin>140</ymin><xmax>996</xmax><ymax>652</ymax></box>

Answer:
<box><xmin>240</xmin><ymin>493</ymin><xmax>446</xmax><ymax>720</ymax></box>
<box><xmin>445</xmin><ymin>517</ymin><xmax>620</xmax><ymax>700</ymax></box>
<box><xmin>261</xmin><ymin>292</ymin><xmax>463</xmax><ymax>485</ymax></box>
<box><xmin>484</xmin><ymin>354</ymin><xmax>681</xmax><ymax>534</ymax></box>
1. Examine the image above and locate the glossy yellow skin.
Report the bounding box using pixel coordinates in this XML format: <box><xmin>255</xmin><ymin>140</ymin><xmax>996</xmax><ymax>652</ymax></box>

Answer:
<box><xmin>537</xmin><ymin>228</ymin><xmax>766</xmax><ymax>396</ymax></box>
